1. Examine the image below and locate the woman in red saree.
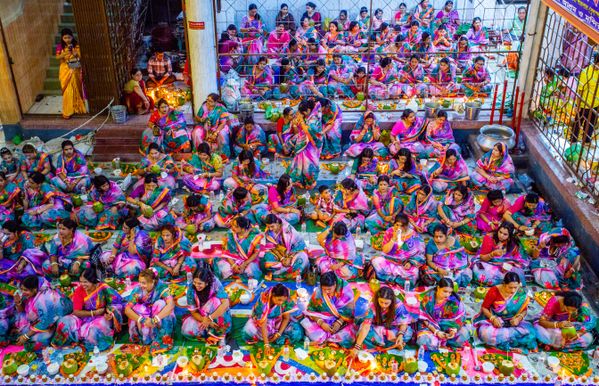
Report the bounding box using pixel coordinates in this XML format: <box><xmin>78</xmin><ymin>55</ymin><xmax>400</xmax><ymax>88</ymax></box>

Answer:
<box><xmin>124</xmin><ymin>68</ymin><xmax>154</xmax><ymax>114</ymax></box>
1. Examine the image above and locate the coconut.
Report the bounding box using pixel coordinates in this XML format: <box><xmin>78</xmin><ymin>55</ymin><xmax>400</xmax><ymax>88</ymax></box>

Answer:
<box><xmin>116</xmin><ymin>359</ymin><xmax>133</xmax><ymax>377</ymax></box>
<box><xmin>442</xmin><ymin>99</ymin><xmax>452</xmax><ymax>108</ymax></box>
<box><xmin>59</xmin><ymin>273</ymin><xmax>72</xmax><ymax>287</ymax></box>
<box><xmin>446</xmin><ymin>361</ymin><xmax>460</xmax><ymax>376</ymax></box>
<box><xmin>92</xmin><ymin>202</ymin><xmax>105</xmax><ymax>214</ymax></box>
<box><xmin>3</xmin><ymin>358</ymin><xmax>17</xmax><ymax>375</ymax></box>
<box><xmin>473</xmin><ymin>287</ymin><xmax>488</xmax><ymax>300</ymax></box>
<box><xmin>185</xmin><ymin>224</ymin><xmax>197</xmax><ymax>235</ymax></box>
<box><xmin>61</xmin><ymin>358</ymin><xmax>79</xmax><ymax>375</ymax></box>
<box><xmin>150</xmin><ymin>165</ymin><xmax>162</xmax><ymax>174</ymax></box>
<box><xmin>498</xmin><ymin>360</ymin><xmax>514</xmax><ymax>376</ymax></box>
<box><xmin>356</xmin><ymin>92</ymin><xmax>365</xmax><ymax>101</ymax></box>
<box><xmin>190</xmin><ymin>354</ymin><xmax>205</xmax><ymax>372</ymax></box>
<box><xmin>71</xmin><ymin>195</ymin><xmax>84</xmax><ymax>208</ymax></box>
<box><xmin>561</xmin><ymin>327</ymin><xmax>577</xmax><ymax>340</ymax></box>
<box><xmin>323</xmin><ymin>359</ymin><xmax>338</xmax><ymax>377</ymax></box>
<box><xmin>142</xmin><ymin>206</ymin><xmax>154</xmax><ymax>218</ymax></box>
<box><xmin>279</xmin><ymin>84</ymin><xmax>289</xmax><ymax>93</ymax></box>
<box><xmin>404</xmin><ymin>358</ymin><xmax>418</xmax><ymax>374</ymax></box>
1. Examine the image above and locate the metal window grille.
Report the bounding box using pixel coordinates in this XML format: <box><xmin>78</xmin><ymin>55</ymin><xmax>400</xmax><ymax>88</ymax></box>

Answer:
<box><xmin>530</xmin><ymin>9</ymin><xmax>599</xmax><ymax>200</ymax></box>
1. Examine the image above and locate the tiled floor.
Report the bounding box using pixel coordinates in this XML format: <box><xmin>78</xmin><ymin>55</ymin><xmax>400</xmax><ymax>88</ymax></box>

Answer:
<box><xmin>27</xmin><ymin>95</ymin><xmax>63</xmax><ymax>115</ymax></box>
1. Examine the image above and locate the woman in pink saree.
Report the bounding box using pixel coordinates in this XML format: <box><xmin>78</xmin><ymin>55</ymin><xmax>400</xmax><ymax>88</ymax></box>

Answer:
<box><xmin>399</xmin><ymin>55</ymin><xmax>428</xmax><ymax>97</ymax></box>
<box><xmin>240</xmin><ymin>4</ymin><xmax>265</xmax><ymax>68</ymax></box>
<box><xmin>332</xmin><ymin>178</ymin><xmax>370</xmax><ymax>232</ymax></box>
<box><xmin>261</xmin><ymin>214</ymin><xmax>308</xmax><ymax>281</ymax></box>
<box><xmin>429</xmin><ymin>58</ymin><xmax>459</xmax><ymax>96</ymax></box>
<box><xmin>476</xmin><ymin>189</ymin><xmax>511</xmax><ymax>233</ymax></box>
<box><xmin>421</xmin><ymin>224</ymin><xmax>471</xmax><ymax>287</ymax></box>
<box><xmin>267</xmin><ymin>23</ymin><xmax>291</xmax><ymax>57</ymax></box>
<box><xmin>287</xmin><ymin>100</ymin><xmax>323</xmax><ymax>190</ymax></box>
<box><xmin>301</xmin><ymin>271</ymin><xmax>356</xmax><ymax>348</ymax></box>
<box><xmin>472</xmin><ymin>222</ymin><xmax>528</xmax><ymax>286</ymax></box>
<box><xmin>412</xmin><ymin>0</ymin><xmax>434</xmax><ymax>31</ymax></box>
<box><xmin>192</xmin><ymin>93</ymin><xmax>237</xmax><ymax>161</ymax></box>
<box><xmin>471</xmin><ymin>142</ymin><xmax>515</xmax><ymax>191</ymax></box>
<box><xmin>223</xmin><ymin>150</ymin><xmax>268</xmax><ymax>197</ymax></box>
<box><xmin>389</xmin><ymin>109</ymin><xmax>426</xmax><ymax>157</ymax></box>
<box><xmin>370</xmin><ymin>213</ymin><xmax>425</xmax><ymax>287</ymax></box>
<box><xmin>364</xmin><ymin>175</ymin><xmax>403</xmax><ymax>234</ymax></box>
<box><xmin>369</xmin><ymin>57</ymin><xmax>402</xmax><ymax>99</ymax></box>
<box><xmin>127</xmin><ymin>174</ymin><xmax>174</xmax><ymax>231</ymax></box>
<box><xmin>242</xmin><ymin>57</ymin><xmax>274</xmax><ymax>100</ymax></box>
<box><xmin>101</xmin><ymin>218</ymin><xmax>150</xmax><ymax>279</ymax></box>
<box><xmin>465</xmin><ymin>17</ymin><xmax>488</xmax><ymax>50</ymax></box>
<box><xmin>434</xmin><ymin>1</ymin><xmax>460</xmax><ymax>36</ymax></box>
<box><xmin>214</xmin><ymin>216</ymin><xmax>264</xmax><ymax>280</ymax></box>
<box><xmin>345</xmin><ymin>111</ymin><xmax>389</xmax><ymax>158</ymax></box>
<box><xmin>427</xmin><ymin>148</ymin><xmax>469</xmax><ymax>193</ymax></box>
<box><xmin>313</xmin><ymin>222</ymin><xmax>362</xmax><ymax>281</ymax></box>
<box><xmin>437</xmin><ymin>185</ymin><xmax>476</xmax><ymax>235</ymax></box>
<box><xmin>180</xmin><ymin>143</ymin><xmax>224</xmax><ymax>194</ymax></box>
<box><xmin>266</xmin><ymin>174</ymin><xmax>301</xmax><ymax>225</ymax></box>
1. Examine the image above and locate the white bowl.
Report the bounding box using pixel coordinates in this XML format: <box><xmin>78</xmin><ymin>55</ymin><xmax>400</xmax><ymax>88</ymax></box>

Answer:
<box><xmin>47</xmin><ymin>362</ymin><xmax>60</xmax><ymax>376</ymax></box>
<box><xmin>417</xmin><ymin>360</ymin><xmax>428</xmax><ymax>372</ymax></box>
<box><xmin>96</xmin><ymin>362</ymin><xmax>108</xmax><ymax>375</ymax></box>
<box><xmin>94</xmin><ymin>167</ymin><xmax>103</xmax><ymax>175</ymax></box>
<box><xmin>113</xmin><ymin>169</ymin><xmax>122</xmax><ymax>177</ymax></box>
<box><xmin>239</xmin><ymin>292</ymin><xmax>252</xmax><ymax>304</ymax></box>
<box><xmin>547</xmin><ymin>356</ymin><xmax>560</xmax><ymax>367</ymax></box>
<box><xmin>294</xmin><ymin>348</ymin><xmax>308</xmax><ymax>361</ymax></box>
<box><xmin>482</xmin><ymin>361</ymin><xmax>495</xmax><ymax>373</ymax></box>
<box><xmin>232</xmin><ymin>350</ymin><xmax>244</xmax><ymax>362</ymax></box>
<box><xmin>296</xmin><ymin>288</ymin><xmax>308</xmax><ymax>299</ymax></box>
<box><xmin>17</xmin><ymin>365</ymin><xmax>29</xmax><ymax>376</ymax></box>
<box><xmin>177</xmin><ymin>356</ymin><xmax>189</xmax><ymax>368</ymax></box>
<box><xmin>524</xmin><ymin>228</ymin><xmax>535</xmax><ymax>236</ymax></box>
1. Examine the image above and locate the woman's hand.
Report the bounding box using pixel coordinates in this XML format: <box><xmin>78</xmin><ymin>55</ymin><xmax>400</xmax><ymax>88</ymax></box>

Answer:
<box><xmin>16</xmin><ymin>334</ymin><xmax>29</xmax><ymax>345</ymax></box>
<box><xmin>395</xmin><ymin>335</ymin><xmax>405</xmax><ymax>350</ymax></box>
<box><xmin>200</xmin><ymin>315</ymin><xmax>212</xmax><ymax>329</ymax></box>
<box><xmin>446</xmin><ymin>329</ymin><xmax>457</xmax><ymax>339</ymax></box>
<box><xmin>491</xmin><ymin>316</ymin><xmax>503</xmax><ymax>328</ymax></box>
<box><xmin>144</xmin><ymin>318</ymin><xmax>154</xmax><ymax>328</ymax></box>
<box><xmin>558</xmin><ymin>321</ymin><xmax>573</xmax><ymax>328</ymax></box>
<box><xmin>511</xmin><ymin>314</ymin><xmax>523</xmax><ymax>327</ymax></box>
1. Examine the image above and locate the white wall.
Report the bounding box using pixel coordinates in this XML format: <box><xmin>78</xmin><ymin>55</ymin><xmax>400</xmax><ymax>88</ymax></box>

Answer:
<box><xmin>215</xmin><ymin>0</ymin><xmax>529</xmax><ymax>34</ymax></box>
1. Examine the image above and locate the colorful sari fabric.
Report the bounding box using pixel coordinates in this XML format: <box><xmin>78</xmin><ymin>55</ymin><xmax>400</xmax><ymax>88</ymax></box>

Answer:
<box><xmin>422</xmin><ymin>237</ymin><xmax>471</xmax><ymax>287</ymax></box>
<box><xmin>182</xmin><ymin>277</ymin><xmax>231</xmax><ymax>342</ymax></box>
<box><xmin>471</xmin><ymin>143</ymin><xmax>515</xmax><ymax>191</ymax></box>
<box><xmin>344</xmin><ymin>30</ymin><xmax>367</xmax><ymax>53</ymax></box>
<box><xmin>332</xmin><ymin>187</ymin><xmax>370</xmax><ymax>232</ymax></box>
<box><xmin>299</xmin><ymin>66</ymin><xmax>330</xmax><ymax>97</ymax></box>
<box><xmin>474</xmin><ymin>286</ymin><xmax>537</xmax><ymax>350</ymax></box>
<box><xmin>370</xmin><ymin>227</ymin><xmax>425</xmax><ymax>286</ymax></box>
<box><xmin>508</xmin><ymin>195</ymin><xmax>553</xmax><ymax>233</ymax></box>
<box><xmin>471</xmin><ymin>235</ymin><xmax>529</xmax><ymax>286</ymax></box>
<box><xmin>77</xmin><ymin>181</ymin><xmax>125</xmax><ymax>230</ymax></box>
<box><xmin>327</xmin><ymin>65</ymin><xmax>353</xmax><ymax>99</ymax></box>
<box><xmin>301</xmin><ymin>276</ymin><xmax>356</xmax><ymax>347</ymax></box>
<box><xmin>405</xmin><ymin>190</ymin><xmax>440</xmax><ymax>234</ymax></box>
<box><xmin>399</xmin><ymin>63</ymin><xmax>428</xmax><ymax>97</ymax></box>
<box><xmin>175</xmin><ymin>194</ymin><xmax>216</xmax><ymax>233</ymax></box>
<box><xmin>402</xmin><ymin>29</ymin><xmax>422</xmax><ymax>49</ymax></box>
<box><xmin>223</xmin><ymin>159</ymin><xmax>269</xmax><ymax>198</ymax></box>
<box><xmin>0</xmin><ymin>296</ymin><xmax>11</xmax><ymax>345</ymax></box>
<box><xmin>42</xmin><ymin>230</ymin><xmax>94</xmax><ymax>275</ymax></box>
<box><xmin>531</xmin><ymin>228</ymin><xmax>581</xmax><ymax>289</ymax></box>
<box><xmin>0</xmin><ymin>182</ymin><xmax>21</xmax><ymax>224</ymax></box>
<box><xmin>267</xmin><ymin>30</ymin><xmax>292</xmax><ymax>56</ymax></box>
<box><xmin>345</xmin><ymin>112</ymin><xmax>389</xmax><ymax>158</ymax></box>
<box><xmin>53</xmin><ymin>283</ymin><xmax>123</xmax><ymax>351</ymax></box>
<box><xmin>428</xmin><ymin>150</ymin><xmax>468</xmax><ymax>193</ymax></box>
<box><xmin>21</xmin><ymin>151</ymin><xmax>53</xmax><ymax>180</ymax></box>
<box><xmin>388</xmin><ymin>158</ymin><xmax>422</xmax><ymax>193</ymax></box>
<box><xmin>214</xmin><ymin>192</ymin><xmax>265</xmax><ymax>227</ymax></box>
<box><xmin>534</xmin><ymin>295</ymin><xmax>595</xmax><ymax>351</ymax></box>
<box><xmin>135</xmin><ymin>154</ymin><xmax>177</xmax><ymax>190</ymax></box>
<box><xmin>126</xmin><ymin>280</ymin><xmax>175</xmax><ymax>354</ymax></box>
<box><xmin>261</xmin><ymin>219</ymin><xmax>309</xmax><ymax>280</ymax></box>
<box><xmin>15</xmin><ymin>277</ymin><xmax>72</xmax><ymax>349</ymax></box>
<box><xmin>152</xmin><ymin>228</ymin><xmax>195</xmax><ymax>281</ymax></box>
<box><xmin>181</xmin><ymin>153</ymin><xmax>223</xmax><ymax>193</ymax></box>
<box><xmin>433</xmin><ymin>30</ymin><xmax>453</xmax><ymax>52</ymax></box>
<box><xmin>321</xmin><ymin>103</ymin><xmax>343</xmax><ymax>159</ymax></box>
<box><xmin>234</xmin><ymin>124</ymin><xmax>267</xmax><ymax>157</ymax></box>
<box><xmin>364</xmin><ymin>188</ymin><xmax>404</xmax><ymax>235</ymax></box>
<box><xmin>465</xmin><ymin>27</ymin><xmax>489</xmax><ymax>47</ymax></box>
<box><xmin>130</xmin><ymin>184</ymin><xmax>174</xmax><ymax>231</ymax></box>
<box><xmin>475</xmin><ymin>197</ymin><xmax>510</xmax><ymax>233</ymax></box>
<box><xmin>141</xmin><ymin>109</ymin><xmax>191</xmax><ymax>155</ymax></box>
<box><xmin>268</xmin><ymin>116</ymin><xmax>298</xmax><ymax>155</ymax></box>
<box><xmin>357</xmin><ymin>298</ymin><xmax>413</xmax><ymax>349</ymax></box>
<box><xmin>242</xmin><ymin>64</ymin><xmax>274</xmax><ymax>99</ymax></box>
<box><xmin>0</xmin><ymin>231</ymin><xmax>46</xmax><ymax>281</ymax></box>
<box><xmin>241</xmin><ymin>15</ymin><xmax>264</xmax><ymax>67</ymax></box>
<box><xmin>429</xmin><ymin>63</ymin><xmax>459</xmax><ymax>96</ymax></box>
<box><xmin>369</xmin><ymin>65</ymin><xmax>402</xmax><ymax>99</ymax></box>
<box><xmin>1</xmin><ymin>156</ymin><xmax>25</xmax><ymax>186</ymax></box>
<box><xmin>313</xmin><ymin>229</ymin><xmax>363</xmax><ymax>281</ymax></box>
<box><xmin>413</xmin><ymin>4</ymin><xmax>434</xmax><ymax>31</ymax></box>
<box><xmin>416</xmin><ymin>288</ymin><xmax>470</xmax><ymax>349</ymax></box>
<box><xmin>452</xmin><ymin>41</ymin><xmax>472</xmax><ymax>70</ymax></box>
<box><xmin>100</xmin><ymin>227</ymin><xmax>151</xmax><ymax>278</ymax></box>
<box><xmin>21</xmin><ymin>181</ymin><xmax>71</xmax><ymax>229</ymax></box>
<box><xmin>461</xmin><ymin>63</ymin><xmax>492</xmax><ymax>96</ymax></box>
<box><xmin>51</xmin><ymin>149</ymin><xmax>90</xmax><ymax>194</ymax></box>
<box><xmin>192</xmin><ymin>102</ymin><xmax>237</xmax><ymax>159</ymax></box>
<box><xmin>351</xmin><ymin>157</ymin><xmax>379</xmax><ymax>194</ymax></box>
<box><xmin>434</xmin><ymin>9</ymin><xmax>460</xmax><ymax>35</ymax></box>
<box><xmin>214</xmin><ymin>227</ymin><xmax>264</xmax><ymax>280</ymax></box>
<box><xmin>438</xmin><ymin>190</ymin><xmax>476</xmax><ymax>234</ymax></box>
<box><xmin>287</xmin><ymin>102</ymin><xmax>323</xmax><ymax>190</ymax></box>
<box><xmin>56</xmin><ymin>44</ymin><xmax>87</xmax><ymax>118</ymax></box>
<box><xmin>267</xmin><ymin>185</ymin><xmax>300</xmax><ymax>225</ymax></box>
<box><xmin>243</xmin><ymin>287</ymin><xmax>304</xmax><ymax>345</ymax></box>
<box><xmin>390</xmin><ymin>116</ymin><xmax>428</xmax><ymax>157</ymax></box>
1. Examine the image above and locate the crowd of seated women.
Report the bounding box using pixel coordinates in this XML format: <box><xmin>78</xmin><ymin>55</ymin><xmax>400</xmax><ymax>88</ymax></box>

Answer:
<box><xmin>218</xmin><ymin>1</ymin><xmax>526</xmax><ymax>101</ymax></box>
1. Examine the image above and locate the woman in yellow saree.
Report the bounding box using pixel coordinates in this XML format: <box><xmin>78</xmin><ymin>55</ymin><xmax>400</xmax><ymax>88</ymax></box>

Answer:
<box><xmin>57</xmin><ymin>29</ymin><xmax>87</xmax><ymax>119</ymax></box>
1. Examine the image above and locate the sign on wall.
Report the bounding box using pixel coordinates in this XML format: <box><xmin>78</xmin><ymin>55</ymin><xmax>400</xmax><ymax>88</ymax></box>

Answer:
<box><xmin>188</xmin><ymin>21</ymin><xmax>205</xmax><ymax>30</ymax></box>
<box><xmin>544</xmin><ymin>0</ymin><xmax>599</xmax><ymax>42</ymax></box>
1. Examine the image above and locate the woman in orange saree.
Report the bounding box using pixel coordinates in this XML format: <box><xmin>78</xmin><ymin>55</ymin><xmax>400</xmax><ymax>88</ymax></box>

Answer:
<box><xmin>57</xmin><ymin>29</ymin><xmax>87</xmax><ymax>119</ymax></box>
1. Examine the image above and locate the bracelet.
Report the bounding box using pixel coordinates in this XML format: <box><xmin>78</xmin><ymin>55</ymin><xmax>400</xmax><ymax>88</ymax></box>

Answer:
<box><xmin>23</xmin><ymin>334</ymin><xmax>30</xmax><ymax>340</ymax></box>
<box><xmin>273</xmin><ymin>332</ymin><xmax>281</xmax><ymax>338</ymax></box>
<box><xmin>317</xmin><ymin>319</ymin><xmax>323</xmax><ymax>327</ymax></box>
<box><xmin>91</xmin><ymin>310</ymin><xmax>94</xmax><ymax>317</ymax></box>
<box><xmin>154</xmin><ymin>316</ymin><xmax>161</xmax><ymax>324</ymax></box>
<box><xmin>208</xmin><ymin>314</ymin><xmax>214</xmax><ymax>322</ymax></box>
<box><xmin>51</xmin><ymin>262</ymin><xmax>58</xmax><ymax>266</ymax></box>
<box><xmin>554</xmin><ymin>322</ymin><xmax>558</xmax><ymax>328</ymax></box>
<box><xmin>354</xmin><ymin>343</ymin><xmax>362</xmax><ymax>350</ymax></box>
<box><xmin>138</xmin><ymin>316</ymin><xmax>145</xmax><ymax>324</ymax></box>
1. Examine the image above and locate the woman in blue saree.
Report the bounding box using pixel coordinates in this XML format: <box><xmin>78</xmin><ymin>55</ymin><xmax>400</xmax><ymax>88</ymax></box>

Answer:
<box><xmin>262</xmin><ymin>214</ymin><xmax>308</xmax><ymax>281</ymax></box>
<box><xmin>192</xmin><ymin>93</ymin><xmax>237</xmax><ymax>160</ymax></box>
<box><xmin>0</xmin><ymin>172</ymin><xmax>21</xmax><ymax>224</ymax></box>
<box><xmin>127</xmin><ymin>173</ymin><xmax>174</xmax><ymax>231</ymax></box>
<box><xmin>364</xmin><ymin>176</ymin><xmax>403</xmax><ymax>235</ymax></box>
<box><xmin>151</xmin><ymin>225</ymin><xmax>195</xmax><ymax>282</ymax></box>
<box><xmin>0</xmin><ymin>221</ymin><xmax>46</xmax><ymax>282</ymax></box>
<box><xmin>100</xmin><ymin>218</ymin><xmax>150</xmax><ymax>279</ymax></box>
<box><xmin>389</xmin><ymin>148</ymin><xmax>422</xmax><ymax>194</ymax></box>
<box><xmin>42</xmin><ymin>219</ymin><xmax>94</xmax><ymax>277</ymax></box>
<box><xmin>421</xmin><ymin>224</ymin><xmax>471</xmax><ymax>287</ymax></box>
<box><xmin>22</xmin><ymin>172</ymin><xmax>71</xmax><ymax>230</ymax></box>
<box><xmin>77</xmin><ymin>175</ymin><xmax>126</xmax><ymax>230</ymax></box>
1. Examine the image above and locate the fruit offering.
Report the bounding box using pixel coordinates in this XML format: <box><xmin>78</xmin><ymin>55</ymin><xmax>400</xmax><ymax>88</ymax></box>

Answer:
<box><xmin>430</xmin><ymin>352</ymin><xmax>461</xmax><ymax>376</ymax></box>
<box><xmin>376</xmin><ymin>353</ymin><xmax>403</xmax><ymax>373</ymax></box>
<box><xmin>554</xmin><ymin>352</ymin><xmax>590</xmax><ymax>376</ymax></box>
<box><xmin>251</xmin><ymin>343</ymin><xmax>282</xmax><ymax>376</ymax></box>
<box><xmin>185</xmin><ymin>346</ymin><xmax>217</xmax><ymax>374</ymax></box>
<box><xmin>60</xmin><ymin>351</ymin><xmax>89</xmax><ymax>377</ymax></box>
<box><xmin>311</xmin><ymin>347</ymin><xmax>346</xmax><ymax>377</ymax></box>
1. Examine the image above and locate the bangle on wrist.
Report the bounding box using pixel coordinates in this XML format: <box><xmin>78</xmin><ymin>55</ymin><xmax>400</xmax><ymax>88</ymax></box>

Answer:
<box><xmin>91</xmin><ymin>310</ymin><xmax>94</xmax><ymax>317</ymax></box>
<box><xmin>354</xmin><ymin>343</ymin><xmax>362</xmax><ymax>350</ymax></box>
<box><xmin>154</xmin><ymin>315</ymin><xmax>161</xmax><ymax>324</ymax></box>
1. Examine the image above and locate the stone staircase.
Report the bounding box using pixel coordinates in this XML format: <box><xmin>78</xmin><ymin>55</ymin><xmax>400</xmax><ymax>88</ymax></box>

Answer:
<box><xmin>41</xmin><ymin>2</ymin><xmax>76</xmax><ymax>97</ymax></box>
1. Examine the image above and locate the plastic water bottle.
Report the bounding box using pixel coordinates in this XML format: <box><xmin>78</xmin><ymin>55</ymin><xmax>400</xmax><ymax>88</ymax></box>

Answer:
<box><xmin>296</xmin><ymin>274</ymin><xmax>302</xmax><ymax>289</ymax></box>
<box><xmin>93</xmin><ymin>345</ymin><xmax>100</xmax><ymax>357</ymax></box>
<box><xmin>209</xmin><ymin>191</ymin><xmax>216</xmax><ymax>203</ymax></box>
<box><xmin>417</xmin><ymin>345</ymin><xmax>426</xmax><ymax>361</ymax></box>
<box><xmin>301</xmin><ymin>222</ymin><xmax>307</xmax><ymax>233</ymax></box>
<box><xmin>187</xmin><ymin>271</ymin><xmax>193</xmax><ymax>285</ymax></box>
<box><xmin>303</xmin><ymin>337</ymin><xmax>310</xmax><ymax>351</ymax></box>
<box><xmin>355</xmin><ymin>226</ymin><xmax>361</xmax><ymax>240</ymax></box>
<box><xmin>283</xmin><ymin>345</ymin><xmax>290</xmax><ymax>361</ymax></box>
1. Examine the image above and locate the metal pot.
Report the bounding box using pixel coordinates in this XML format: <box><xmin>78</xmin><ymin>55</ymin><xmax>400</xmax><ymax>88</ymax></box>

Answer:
<box><xmin>464</xmin><ymin>102</ymin><xmax>481</xmax><ymax>120</ymax></box>
<box><xmin>239</xmin><ymin>100</ymin><xmax>254</xmax><ymax>122</ymax></box>
<box><xmin>424</xmin><ymin>102</ymin><xmax>440</xmax><ymax>118</ymax></box>
<box><xmin>477</xmin><ymin>124</ymin><xmax>516</xmax><ymax>152</ymax></box>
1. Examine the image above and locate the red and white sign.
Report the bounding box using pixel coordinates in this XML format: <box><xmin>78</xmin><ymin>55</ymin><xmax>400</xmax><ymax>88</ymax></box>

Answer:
<box><xmin>188</xmin><ymin>21</ymin><xmax>205</xmax><ymax>30</ymax></box>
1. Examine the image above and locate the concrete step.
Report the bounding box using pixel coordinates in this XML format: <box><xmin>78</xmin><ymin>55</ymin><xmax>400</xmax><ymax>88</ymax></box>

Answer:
<box><xmin>58</xmin><ymin>22</ymin><xmax>76</xmax><ymax>31</ymax></box>
<box><xmin>50</xmin><ymin>56</ymin><xmax>59</xmax><ymax>66</ymax></box>
<box><xmin>64</xmin><ymin>2</ymin><xmax>72</xmax><ymax>13</ymax></box>
<box><xmin>61</xmin><ymin>13</ymin><xmax>74</xmax><ymax>24</ymax></box>
<box><xmin>46</xmin><ymin>66</ymin><xmax>59</xmax><ymax>79</ymax></box>
<box><xmin>40</xmin><ymin>89</ymin><xmax>62</xmax><ymax>96</ymax></box>
<box><xmin>44</xmin><ymin>78</ymin><xmax>61</xmax><ymax>91</ymax></box>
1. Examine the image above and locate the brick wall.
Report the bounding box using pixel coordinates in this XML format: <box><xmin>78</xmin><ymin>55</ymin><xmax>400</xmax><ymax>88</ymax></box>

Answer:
<box><xmin>0</xmin><ymin>0</ymin><xmax>64</xmax><ymax>123</ymax></box>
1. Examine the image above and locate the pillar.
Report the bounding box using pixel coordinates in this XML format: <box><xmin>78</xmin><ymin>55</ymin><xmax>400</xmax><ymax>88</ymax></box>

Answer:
<box><xmin>185</xmin><ymin>0</ymin><xmax>219</xmax><ymax>113</ymax></box>
<box><xmin>517</xmin><ymin>1</ymin><xmax>548</xmax><ymax>114</ymax></box>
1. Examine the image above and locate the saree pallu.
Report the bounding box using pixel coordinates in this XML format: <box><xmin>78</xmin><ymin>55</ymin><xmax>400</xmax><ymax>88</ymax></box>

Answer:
<box><xmin>301</xmin><ymin>276</ymin><xmax>356</xmax><ymax>348</ymax></box>
<box><xmin>57</xmin><ymin>46</ymin><xmax>87</xmax><ymax>118</ymax></box>
<box><xmin>312</xmin><ymin>232</ymin><xmax>362</xmax><ymax>281</ymax></box>
<box><xmin>388</xmin><ymin>159</ymin><xmax>422</xmax><ymax>194</ymax></box>
<box><xmin>0</xmin><ymin>182</ymin><xmax>20</xmax><ymax>223</ymax></box>
<box><xmin>0</xmin><ymin>247</ymin><xmax>46</xmax><ymax>282</ymax></box>
<box><xmin>345</xmin><ymin>118</ymin><xmax>389</xmax><ymax>158</ymax></box>
<box><xmin>370</xmin><ymin>228</ymin><xmax>425</xmax><ymax>286</ymax></box>
<box><xmin>534</xmin><ymin>295</ymin><xmax>595</xmax><ymax>351</ymax></box>
<box><xmin>405</xmin><ymin>192</ymin><xmax>441</xmax><ymax>235</ymax></box>
<box><xmin>181</xmin><ymin>153</ymin><xmax>223</xmax><ymax>193</ymax></box>
<box><xmin>473</xmin><ymin>287</ymin><xmax>537</xmax><ymax>350</ymax></box>
<box><xmin>127</xmin><ymin>281</ymin><xmax>175</xmax><ymax>354</ymax></box>
<box><xmin>266</xmin><ymin>186</ymin><xmax>300</xmax><ymax>225</ymax></box>
<box><xmin>234</xmin><ymin>125</ymin><xmax>268</xmax><ymax>157</ymax></box>
<box><xmin>15</xmin><ymin>279</ymin><xmax>72</xmax><ymax>350</ymax></box>
<box><xmin>428</xmin><ymin>153</ymin><xmax>469</xmax><ymax>194</ymax></box>
<box><xmin>243</xmin><ymin>287</ymin><xmax>303</xmax><ymax>345</ymax></box>
<box><xmin>321</xmin><ymin>103</ymin><xmax>343</xmax><ymax>159</ymax></box>
<box><xmin>389</xmin><ymin>117</ymin><xmax>427</xmax><ymax>156</ymax></box>
<box><xmin>332</xmin><ymin>188</ymin><xmax>370</xmax><ymax>232</ymax></box>
<box><xmin>182</xmin><ymin>278</ymin><xmax>231</xmax><ymax>342</ymax></box>
<box><xmin>531</xmin><ymin>248</ymin><xmax>581</xmax><ymax>290</ymax></box>
<box><xmin>77</xmin><ymin>181</ymin><xmax>125</xmax><ymax>230</ymax></box>
<box><xmin>358</xmin><ymin>298</ymin><xmax>413</xmax><ymax>349</ymax></box>
<box><xmin>510</xmin><ymin>196</ymin><xmax>553</xmax><ymax>233</ymax></box>
<box><xmin>416</xmin><ymin>289</ymin><xmax>470</xmax><ymax>349</ymax></box>
<box><xmin>421</xmin><ymin>238</ymin><xmax>472</xmax><ymax>287</ymax></box>
<box><xmin>152</xmin><ymin>231</ymin><xmax>195</xmax><ymax>281</ymax></box>
<box><xmin>261</xmin><ymin>221</ymin><xmax>308</xmax><ymax>280</ymax></box>
<box><xmin>398</xmin><ymin>65</ymin><xmax>428</xmax><ymax>98</ymax></box>
<box><xmin>100</xmin><ymin>229</ymin><xmax>150</xmax><ymax>279</ymax></box>
<box><xmin>191</xmin><ymin>103</ymin><xmax>236</xmax><ymax>159</ymax></box>
<box><xmin>42</xmin><ymin>230</ymin><xmax>94</xmax><ymax>275</ymax></box>
<box><xmin>53</xmin><ymin>284</ymin><xmax>123</xmax><ymax>351</ymax></box>
<box><xmin>476</xmin><ymin>198</ymin><xmax>510</xmax><ymax>233</ymax></box>
<box><xmin>369</xmin><ymin>66</ymin><xmax>402</xmax><ymax>99</ymax></box>
<box><xmin>214</xmin><ymin>228</ymin><xmax>264</xmax><ymax>280</ymax></box>
<box><xmin>21</xmin><ymin>183</ymin><xmax>71</xmax><ymax>229</ymax></box>
<box><xmin>287</xmin><ymin>103</ymin><xmax>323</xmax><ymax>190</ymax></box>
<box><xmin>364</xmin><ymin>191</ymin><xmax>403</xmax><ymax>235</ymax></box>
<box><xmin>439</xmin><ymin>192</ymin><xmax>476</xmax><ymax>235</ymax></box>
